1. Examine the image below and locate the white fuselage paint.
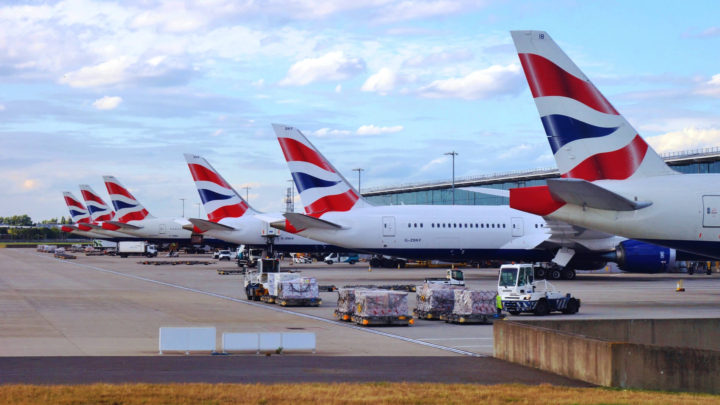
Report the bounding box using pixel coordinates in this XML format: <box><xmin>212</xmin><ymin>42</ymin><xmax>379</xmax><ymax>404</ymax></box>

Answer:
<box><xmin>109</xmin><ymin>217</ymin><xmax>193</xmax><ymax>240</ymax></box>
<box><xmin>203</xmin><ymin>213</ymin><xmax>329</xmax><ymax>248</ymax></box>
<box><xmin>545</xmin><ymin>174</ymin><xmax>720</xmax><ymax>257</ymax></box>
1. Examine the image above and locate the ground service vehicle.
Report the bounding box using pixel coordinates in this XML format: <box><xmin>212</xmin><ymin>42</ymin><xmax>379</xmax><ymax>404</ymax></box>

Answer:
<box><xmin>244</xmin><ymin>258</ymin><xmax>281</xmax><ymax>300</ymax></box>
<box><xmin>117</xmin><ymin>241</ymin><xmax>157</xmax><ymax>258</ymax></box>
<box><xmin>425</xmin><ymin>269</ymin><xmax>465</xmax><ymax>286</ymax></box>
<box><xmin>237</xmin><ymin>248</ymin><xmax>263</xmax><ymax>268</ymax></box>
<box><xmin>216</xmin><ymin>250</ymin><xmax>233</xmax><ymax>261</ymax></box>
<box><xmin>497</xmin><ymin>264</ymin><xmax>579</xmax><ymax>316</ymax></box>
<box><xmin>324</xmin><ymin>253</ymin><xmax>359</xmax><ymax>265</ymax></box>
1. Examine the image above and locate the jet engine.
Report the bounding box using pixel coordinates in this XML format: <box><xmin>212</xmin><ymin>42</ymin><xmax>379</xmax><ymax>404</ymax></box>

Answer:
<box><xmin>614</xmin><ymin>240</ymin><xmax>676</xmax><ymax>273</ymax></box>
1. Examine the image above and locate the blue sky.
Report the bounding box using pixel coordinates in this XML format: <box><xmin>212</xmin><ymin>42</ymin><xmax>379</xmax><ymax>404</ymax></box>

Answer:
<box><xmin>1</xmin><ymin>0</ymin><xmax>720</xmax><ymax>220</ymax></box>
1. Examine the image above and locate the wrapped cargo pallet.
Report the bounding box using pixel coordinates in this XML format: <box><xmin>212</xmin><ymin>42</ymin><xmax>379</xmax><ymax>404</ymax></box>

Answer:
<box><xmin>278</xmin><ymin>277</ymin><xmax>319</xmax><ymax>300</ymax></box>
<box><xmin>415</xmin><ymin>283</ymin><xmax>464</xmax><ymax>314</ymax></box>
<box><xmin>355</xmin><ymin>290</ymin><xmax>409</xmax><ymax>317</ymax></box>
<box><xmin>452</xmin><ymin>290</ymin><xmax>496</xmax><ymax>315</ymax></box>
<box><xmin>267</xmin><ymin>273</ymin><xmax>301</xmax><ymax>297</ymax></box>
<box><xmin>336</xmin><ymin>288</ymin><xmax>362</xmax><ymax>314</ymax></box>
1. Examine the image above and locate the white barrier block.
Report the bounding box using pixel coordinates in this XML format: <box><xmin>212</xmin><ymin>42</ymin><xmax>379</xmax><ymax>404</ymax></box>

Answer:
<box><xmin>258</xmin><ymin>332</ymin><xmax>282</xmax><ymax>351</ymax></box>
<box><xmin>222</xmin><ymin>332</ymin><xmax>259</xmax><ymax>353</ymax></box>
<box><xmin>159</xmin><ymin>327</ymin><xmax>216</xmax><ymax>354</ymax></box>
<box><xmin>281</xmin><ymin>332</ymin><xmax>316</xmax><ymax>353</ymax></box>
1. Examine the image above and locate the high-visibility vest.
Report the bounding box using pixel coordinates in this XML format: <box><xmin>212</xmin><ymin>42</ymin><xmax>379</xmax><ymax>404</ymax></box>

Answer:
<box><xmin>496</xmin><ymin>294</ymin><xmax>502</xmax><ymax>309</ymax></box>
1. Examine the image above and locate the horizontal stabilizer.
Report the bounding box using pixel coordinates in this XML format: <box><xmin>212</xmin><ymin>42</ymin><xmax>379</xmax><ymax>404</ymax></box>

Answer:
<box><xmin>187</xmin><ymin>218</ymin><xmax>235</xmax><ymax>232</ymax></box>
<box><xmin>284</xmin><ymin>212</ymin><xmax>343</xmax><ymax>231</ymax></box>
<box><xmin>253</xmin><ymin>213</ymin><xmax>285</xmax><ymax>224</ymax></box>
<box><xmin>459</xmin><ymin>187</ymin><xmax>510</xmax><ymax>198</ymax></box>
<box><xmin>500</xmin><ymin>232</ymin><xmax>551</xmax><ymax>250</ymax></box>
<box><xmin>81</xmin><ymin>223</ymin><xmax>102</xmax><ymax>230</ymax></box>
<box><xmin>104</xmin><ymin>221</ymin><xmax>142</xmax><ymax>230</ymax></box>
<box><xmin>547</xmin><ymin>178</ymin><xmax>652</xmax><ymax>211</ymax></box>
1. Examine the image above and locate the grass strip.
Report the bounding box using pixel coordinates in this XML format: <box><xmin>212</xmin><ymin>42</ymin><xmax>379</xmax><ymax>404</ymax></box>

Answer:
<box><xmin>0</xmin><ymin>383</ymin><xmax>717</xmax><ymax>404</ymax></box>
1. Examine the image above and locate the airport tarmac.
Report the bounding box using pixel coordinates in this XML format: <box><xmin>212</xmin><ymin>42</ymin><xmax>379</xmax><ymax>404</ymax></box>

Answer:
<box><xmin>2</xmin><ymin>248</ymin><xmax>719</xmax><ymax>360</ymax></box>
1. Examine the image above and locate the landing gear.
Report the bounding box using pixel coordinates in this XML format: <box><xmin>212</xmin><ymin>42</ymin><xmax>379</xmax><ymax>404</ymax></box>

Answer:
<box><xmin>561</xmin><ymin>268</ymin><xmax>576</xmax><ymax>280</ymax></box>
<box><xmin>549</xmin><ymin>268</ymin><xmax>562</xmax><ymax>280</ymax></box>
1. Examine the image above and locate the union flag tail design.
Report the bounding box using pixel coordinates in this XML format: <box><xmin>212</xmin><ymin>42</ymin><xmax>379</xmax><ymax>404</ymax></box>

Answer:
<box><xmin>63</xmin><ymin>191</ymin><xmax>92</xmax><ymax>230</ymax></box>
<box><xmin>272</xmin><ymin>124</ymin><xmax>366</xmax><ymax>217</ymax></box>
<box><xmin>511</xmin><ymin>30</ymin><xmax>675</xmax><ymax>181</ymax></box>
<box><xmin>79</xmin><ymin>184</ymin><xmax>115</xmax><ymax>222</ymax></box>
<box><xmin>102</xmin><ymin>176</ymin><xmax>153</xmax><ymax>223</ymax></box>
<box><xmin>183</xmin><ymin>154</ymin><xmax>256</xmax><ymax>222</ymax></box>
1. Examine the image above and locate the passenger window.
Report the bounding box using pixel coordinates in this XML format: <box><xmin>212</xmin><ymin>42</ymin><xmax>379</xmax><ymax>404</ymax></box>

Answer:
<box><xmin>420</xmin><ymin>223</ymin><xmax>423</xmax><ymax>228</ymax></box>
<box><xmin>492</xmin><ymin>224</ymin><xmax>495</xmax><ymax>228</ymax></box>
<box><xmin>414</xmin><ymin>223</ymin><xmax>417</xmax><ymax>228</ymax></box>
<box><xmin>407</xmin><ymin>223</ymin><xmax>411</xmax><ymax>228</ymax></box>
<box><xmin>503</xmin><ymin>224</ymin><xmax>506</xmax><ymax>228</ymax></box>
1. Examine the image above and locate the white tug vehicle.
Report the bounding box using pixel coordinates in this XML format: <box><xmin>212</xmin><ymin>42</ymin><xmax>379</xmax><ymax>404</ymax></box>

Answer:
<box><xmin>497</xmin><ymin>264</ymin><xmax>580</xmax><ymax>316</ymax></box>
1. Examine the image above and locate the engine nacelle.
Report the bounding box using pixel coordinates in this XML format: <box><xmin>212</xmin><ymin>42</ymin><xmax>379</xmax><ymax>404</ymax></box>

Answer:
<box><xmin>615</xmin><ymin>240</ymin><xmax>676</xmax><ymax>273</ymax></box>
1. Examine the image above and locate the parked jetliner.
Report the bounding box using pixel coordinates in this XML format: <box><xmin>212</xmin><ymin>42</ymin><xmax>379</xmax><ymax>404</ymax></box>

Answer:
<box><xmin>509</xmin><ymin>30</ymin><xmax>720</xmax><ymax>260</ymax></box>
<box><xmin>100</xmin><ymin>176</ymin><xmax>199</xmax><ymax>243</ymax></box>
<box><xmin>61</xmin><ymin>191</ymin><xmax>132</xmax><ymax>240</ymax></box>
<box><xmin>183</xmin><ymin>153</ymin><xmax>347</xmax><ymax>254</ymax></box>
<box><xmin>269</xmin><ymin>124</ymin><xmax>686</xmax><ymax>275</ymax></box>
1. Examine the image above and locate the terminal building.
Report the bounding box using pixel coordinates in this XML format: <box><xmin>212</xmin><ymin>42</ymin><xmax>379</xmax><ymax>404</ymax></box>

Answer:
<box><xmin>363</xmin><ymin>147</ymin><xmax>720</xmax><ymax>206</ymax></box>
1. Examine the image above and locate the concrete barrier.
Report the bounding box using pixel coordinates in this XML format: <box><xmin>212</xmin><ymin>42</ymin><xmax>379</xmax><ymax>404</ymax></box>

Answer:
<box><xmin>222</xmin><ymin>333</ymin><xmax>259</xmax><ymax>353</ymax></box>
<box><xmin>159</xmin><ymin>327</ymin><xmax>216</xmax><ymax>354</ymax></box>
<box><xmin>221</xmin><ymin>332</ymin><xmax>317</xmax><ymax>354</ymax></box>
<box><xmin>281</xmin><ymin>332</ymin><xmax>316</xmax><ymax>353</ymax></box>
<box><xmin>494</xmin><ymin>318</ymin><xmax>720</xmax><ymax>393</ymax></box>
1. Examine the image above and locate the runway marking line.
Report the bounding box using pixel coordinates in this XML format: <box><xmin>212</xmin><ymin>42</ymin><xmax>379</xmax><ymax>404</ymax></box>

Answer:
<box><xmin>31</xmin><ymin>252</ymin><xmax>483</xmax><ymax>358</ymax></box>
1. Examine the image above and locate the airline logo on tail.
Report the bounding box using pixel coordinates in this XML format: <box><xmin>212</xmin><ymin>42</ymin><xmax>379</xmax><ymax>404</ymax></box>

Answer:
<box><xmin>79</xmin><ymin>184</ymin><xmax>115</xmax><ymax>222</ymax></box>
<box><xmin>272</xmin><ymin>124</ymin><xmax>361</xmax><ymax>216</ymax></box>
<box><xmin>511</xmin><ymin>30</ymin><xmax>672</xmax><ymax>182</ymax></box>
<box><xmin>63</xmin><ymin>192</ymin><xmax>94</xmax><ymax>231</ymax></box>
<box><xmin>102</xmin><ymin>176</ymin><xmax>151</xmax><ymax>223</ymax></box>
<box><xmin>184</xmin><ymin>154</ymin><xmax>253</xmax><ymax>222</ymax></box>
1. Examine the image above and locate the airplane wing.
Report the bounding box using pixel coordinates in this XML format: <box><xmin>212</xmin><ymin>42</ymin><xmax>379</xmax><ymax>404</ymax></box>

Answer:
<box><xmin>460</xmin><ymin>187</ymin><xmax>509</xmax><ymax>198</ymax></box>
<box><xmin>104</xmin><ymin>221</ymin><xmax>142</xmax><ymax>230</ymax></box>
<box><xmin>500</xmin><ymin>232</ymin><xmax>552</xmax><ymax>250</ymax></box>
<box><xmin>547</xmin><ymin>178</ymin><xmax>652</xmax><ymax>211</ymax></box>
<box><xmin>187</xmin><ymin>218</ymin><xmax>236</xmax><ymax>232</ymax></box>
<box><xmin>283</xmin><ymin>212</ymin><xmax>343</xmax><ymax>230</ymax></box>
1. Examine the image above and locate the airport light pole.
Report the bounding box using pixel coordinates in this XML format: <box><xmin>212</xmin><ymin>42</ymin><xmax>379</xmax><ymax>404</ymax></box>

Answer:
<box><xmin>179</xmin><ymin>198</ymin><xmax>185</xmax><ymax>217</ymax></box>
<box><xmin>352</xmin><ymin>168</ymin><xmax>364</xmax><ymax>194</ymax></box>
<box><xmin>444</xmin><ymin>151</ymin><xmax>458</xmax><ymax>205</ymax></box>
<box><xmin>243</xmin><ymin>186</ymin><xmax>250</xmax><ymax>203</ymax></box>
<box><xmin>287</xmin><ymin>179</ymin><xmax>295</xmax><ymax>213</ymax></box>
<box><xmin>195</xmin><ymin>203</ymin><xmax>201</xmax><ymax>218</ymax></box>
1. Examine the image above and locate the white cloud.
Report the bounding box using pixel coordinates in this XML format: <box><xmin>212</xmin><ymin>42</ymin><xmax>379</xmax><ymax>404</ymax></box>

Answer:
<box><xmin>356</xmin><ymin>124</ymin><xmax>403</xmax><ymax>135</ymax></box>
<box><xmin>0</xmin><ymin>104</ymin><xmax>5</xmax><ymax>111</ymax></box>
<box><xmin>361</xmin><ymin>68</ymin><xmax>397</xmax><ymax>95</ymax></box>
<box><xmin>695</xmin><ymin>74</ymin><xmax>720</xmax><ymax>97</ymax></box>
<box><xmin>335</xmin><ymin>84</ymin><xmax>342</xmax><ymax>93</ymax></box>
<box><xmin>313</xmin><ymin>128</ymin><xmax>353</xmax><ymax>137</ymax></box>
<box><xmin>646</xmin><ymin>127</ymin><xmax>720</xmax><ymax>153</ymax></box>
<box><xmin>279</xmin><ymin>51</ymin><xmax>366</xmax><ymax>86</ymax></box>
<box><xmin>212</xmin><ymin>129</ymin><xmax>225</xmax><ymax>137</ymax></box>
<box><xmin>376</xmin><ymin>1</ymin><xmax>472</xmax><ymax>23</ymax></box>
<box><xmin>418</xmin><ymin>63</ymin><xmax>523</xmax><ymax>100</ymax></box>
<box><xmin>420</xmin><ymin>156</ymin><xmax>448</xmax><ymax>172</ymax></box>
<box><xmin>92</xmin><ymin>96</ymin><xmax>123</xmax><ymax>110</ymax></box>
<box><xmin>61</xmin><ymin>57</ymin><xmax>132</xmax><ymax>88</ymax></box>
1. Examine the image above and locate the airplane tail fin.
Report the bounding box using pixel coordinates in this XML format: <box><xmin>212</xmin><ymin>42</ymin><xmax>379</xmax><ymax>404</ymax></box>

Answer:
<box><xmin>272</xmin><ymin>123</ymin><xmax>368</xmax><ymax>216</ymax></box>
<box><xmin>63</xmin><ymin>191</ymin><xmax>91</xmax><ymax>224</ymax></box>
<box><xmin>102</xmin><ymin>176</ymin><xmax>153</xmax><ymax>222</ymax></box>
<box><xmin>79</xmin><ymin>184</ymin><xmax>115</xmax><ymax>222</ymax></box>
<box><xmin>510</xmin><ymin>30</ymin><xmax>675</xmax><ymax>181</ymax></box>
<box><xmin>183</xmin><ymin>153</ymin><xmax>258</xmax><ymax>222</ymax></box>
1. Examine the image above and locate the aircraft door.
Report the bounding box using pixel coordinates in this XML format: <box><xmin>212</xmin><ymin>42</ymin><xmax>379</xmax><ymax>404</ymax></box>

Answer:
<box><xmin>159</xmin><ymin>223</ymin><xmax>167</xmax><ymax>235</ymax></box>
<box><xmin>382</xmin><ymin>216</ymin><xmax>395</xmax><ymax>237</ymax></box>
<box><xmin>511</xmin><ymin>217</ymin><xmax>523</xmax><ymax>237</ymax></box>
<box><xmin>702</xmin><ymin>196</ymin><xmax>720</xmax><ymax>227</ymax></box>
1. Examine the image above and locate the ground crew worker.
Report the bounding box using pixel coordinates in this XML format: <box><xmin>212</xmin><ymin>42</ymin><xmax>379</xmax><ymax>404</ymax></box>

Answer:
<box><xmin>495</xmin><ymin>293</ymin><xmax>503</xmax><ymax>317</ymax></box>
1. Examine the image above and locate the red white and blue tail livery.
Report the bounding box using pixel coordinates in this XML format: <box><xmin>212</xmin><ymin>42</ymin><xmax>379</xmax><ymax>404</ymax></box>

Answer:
<box><xmin>510</xmin><ymin>30</ymin><xmax>720</xmax><ymax>259</ymax></box>
<box><xmin>63</xmin><ymin>191</ymin><xmax>92</xmax><ymax>226</ymax></box>
<box><xmin>273</xmin><ymin>124</ymin><xmax>366</xmax><ymax>217</ymax></box>
<box><xmin>79</xmin><ymin>184</ymin><xmax>116</xmax><ymax>222</ymax></box>
<box><xmin>184</xmin><ymin>153</ymin><xmax>256</xmax><ymax>222</ymax></box>
<box><xmin>103</xmin><ymin>176</ymin><xmax>153</xmax><ymax>223</ymax></box>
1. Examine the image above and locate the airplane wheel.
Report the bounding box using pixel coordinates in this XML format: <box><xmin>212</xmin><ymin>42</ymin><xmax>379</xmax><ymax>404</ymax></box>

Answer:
<box><xmin>509</xmin><ymin>311</ymin><xmax>520</xmax><ymax>316</ymax></box>
<box><xmin>534</xmin><ymin>267</ymin><xmax>546</xmax><ymax>279</ymax></box>
<box><xmin>370</xmin><ymin>258</ymin><xmax>382</xmax><ymax>267</ymax></box>
<box><xmin>534</xmin><ymin>299</ymin><xmax>549</xmax><ymax>316</ymax></box>
<box><xmin>562</xmin><ymin>269</ymin><xmax>576</xmax><ymax>280</ymax></box>
<box><xmin>550</xmin><ymin>269</ymin><xmax>562</xmax><ymax>280</ymax></box>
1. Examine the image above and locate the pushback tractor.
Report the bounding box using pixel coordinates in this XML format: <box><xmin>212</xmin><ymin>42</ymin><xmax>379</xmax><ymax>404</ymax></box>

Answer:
<box><xmin>497</xmin><ymin>264</ymin><xmax>580</xmax><ymax>316</ymax></box>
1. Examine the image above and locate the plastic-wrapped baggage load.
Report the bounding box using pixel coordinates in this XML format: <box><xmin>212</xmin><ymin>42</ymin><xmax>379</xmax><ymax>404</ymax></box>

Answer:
<box><xmin>452</xmin><ymin>290</ymin><xmax>497</xmax><ymax>315</ymax></box>
<box><xmin>355</xmin><ymin>290</ymin><xmax>409</xmax><ymax>317</ymax></box>
<box><xmin>415</xmin><ymin>283</ymin><xmax>465</xmax><ymax>314</ymax></box>
<box><xmin>336</xmin><ymin>288</ymin><xmax>360</xmax><ymax>314</ymax></box>
<box><xmin>278</xmin><ymin>277</ymin><xmax>319</xmax><ymax>300</ymax></box>
<box><xmin>267</xmin><ymin>273</ymin><xmax>301</xmax><ymax>297</ymax></box>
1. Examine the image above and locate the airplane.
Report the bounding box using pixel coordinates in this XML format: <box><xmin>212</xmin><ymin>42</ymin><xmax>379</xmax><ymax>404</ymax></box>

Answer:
<box><xmin>508</xmin><ymin>30</ymin><xmax>720</xmax><ymax>260</ymax></box>
<box><xmin>61</xmin><ymin>191</ymin><xmax>131</xmax><ymax>240</ymax></box>
<box><xmin>183</xmin><ymin>153</ymin><xmax>349</xmax><ymax>254</ymax></box>
<box><xmin>270</xmin><ymin>124</ymin><xmax>685</xmax><ymax>276</ymax></box>
<box><xmin>100</xmin><ymin>175</ymin><xmax>204</xmax><ymax>244</ymax></box>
